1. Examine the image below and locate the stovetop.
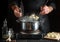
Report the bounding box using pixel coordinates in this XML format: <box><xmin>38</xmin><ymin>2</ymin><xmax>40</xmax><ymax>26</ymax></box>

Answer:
<box><xmin>2</xmin><ymin>32</ymin><xmax>47</xmax><ymax>40</ymax></box>
<box><xmin>16</xmin><ymin>31</ymin><xmax>47</xmax><ymax>40</ymax></box>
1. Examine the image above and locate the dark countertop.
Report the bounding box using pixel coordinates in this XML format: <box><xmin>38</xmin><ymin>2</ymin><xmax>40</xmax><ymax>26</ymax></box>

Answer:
<box><xmin>2</xmin><ymin>39</ymin><xmax>60</xmax><ymax>42</ymax></box>
<box><xmin>2</xmin><ymin>32</ymin><xmax>60</xmax><ymax>42</ymax></box>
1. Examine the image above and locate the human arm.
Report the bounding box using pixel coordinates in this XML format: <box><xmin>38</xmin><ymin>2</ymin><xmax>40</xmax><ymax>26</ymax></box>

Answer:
<box><xmin>8</xmin><ymin>0</ymin><xmax>22</xmax><ymax>18</ymax></box>
<box><xmin>40</xmin><ymin>0</ymin><xmax>56</xmax><ymax>15</ymax></box>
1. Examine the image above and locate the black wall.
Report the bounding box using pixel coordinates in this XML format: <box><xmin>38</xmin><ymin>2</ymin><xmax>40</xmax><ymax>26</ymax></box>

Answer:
<box><xmin>1</xmin><ymin>0</ymin><xmax>60</xmax><ymax>32</ymax></box>
<box><xmin>50</xmin><ymin>0</ymin><xmax>60</xmax><ymax>32</ymax></box>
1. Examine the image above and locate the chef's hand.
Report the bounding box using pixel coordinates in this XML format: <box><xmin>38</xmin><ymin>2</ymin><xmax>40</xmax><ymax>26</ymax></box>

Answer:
<box><xmin>40</xmin><ymin>5</ymin><xmax>53</xmax><ymax>15</ymax></box>
<box><xmin>11</xmin><ymin>5</ymin><xmax>22</xmax><ymax>18</ymax></box>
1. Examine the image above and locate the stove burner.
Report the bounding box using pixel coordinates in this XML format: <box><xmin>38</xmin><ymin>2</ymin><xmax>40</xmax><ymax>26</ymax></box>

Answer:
<box><xmin>20</xmin><ymin>30</ymin><xmax>40</xmax><ymax>35</ymax></box>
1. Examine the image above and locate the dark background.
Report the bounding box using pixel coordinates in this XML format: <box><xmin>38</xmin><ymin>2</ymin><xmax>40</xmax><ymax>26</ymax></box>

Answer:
<box><xmin>50</xmin><ymin>0</ymin><xmax>60</xmax><ymax>32</ymax></box>
<box><xmin>0</xmin><ymin>0</ymin><xmax>60</xmax><ymax>32</ymax></box>
<box><xmin>0</xmin><ymin>0</ymin><xmax>60</xmax><ymax>41</ymax></box>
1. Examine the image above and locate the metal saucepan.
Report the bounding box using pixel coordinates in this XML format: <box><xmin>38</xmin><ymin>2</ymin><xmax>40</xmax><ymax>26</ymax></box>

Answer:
<box><xmin>16</xmin><ymin>16</ymin><xmax>40</xmax><ymax>31</ymax></box>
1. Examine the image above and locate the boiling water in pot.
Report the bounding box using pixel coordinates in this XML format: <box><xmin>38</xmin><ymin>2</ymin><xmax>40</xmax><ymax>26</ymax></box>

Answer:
<box><xmin>17</xmin><ymin>14</ymin><xmax>40</xmax><ymax>32</ymax></box>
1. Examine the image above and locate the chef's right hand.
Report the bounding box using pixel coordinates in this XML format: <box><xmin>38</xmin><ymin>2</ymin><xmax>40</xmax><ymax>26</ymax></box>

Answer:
<box><xmin>11</xmin><ymin>5</ymin><xmax>23</xmax><ymax>18</ymax></box>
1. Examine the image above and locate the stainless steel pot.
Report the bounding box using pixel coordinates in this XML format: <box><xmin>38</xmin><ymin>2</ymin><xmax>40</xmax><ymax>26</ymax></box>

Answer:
<box><xmin>32</xmin><ymin>21</ymin><xmax>40</xmax><ymax>31</ymax></box>
<box><xmin>21</xmin><ymin>21</ymin><xmax>40</xmax><ymax>31</ymax></box>
<box><xmin>16</xmin><ymin>16</ymin><xmax>40</xmax><ymax>31</ymax></box>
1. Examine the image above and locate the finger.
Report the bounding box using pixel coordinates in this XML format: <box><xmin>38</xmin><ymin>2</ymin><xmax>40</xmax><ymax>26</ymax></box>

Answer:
<box><xmin>20</xmin><ymin>13</ymin><xmax>22</xmax><ymax>17</ymax></box>
<box><xmin>44</xmin><ymin>7</ymin><xmax>50</xmax><ymax>14</ymax></box>
<box><xmin>19</xmin><ymin>8</ymin><xmax>21</xmax><ymax>12</ymax></box>
<box><xmin>14</xmin><ymin>10</ymin><xmax>20</xmax><ymax>14</ymax></box>
<box><xmin>45</xmin><ymin>10</ymin><xmax>49</xmax><ymax>14</ymax></box>
<box><xmin>43</xmin><ymin>6</ymin><xmax>50</xmax><ymax>14</ymax></box>
<box><xmin>40</xmin><ymin>7</ymin><xmax>43</xmax><ymax>11</ymax></box>
<box><xmin>40</xmin><ymin>11</ymin><xmax>45</xmax><ymax>14</ymax></box>
<box><xmin>14</xmin><ymin>10</ymin><xmax>23</xmax><ymax>17</ymax></box>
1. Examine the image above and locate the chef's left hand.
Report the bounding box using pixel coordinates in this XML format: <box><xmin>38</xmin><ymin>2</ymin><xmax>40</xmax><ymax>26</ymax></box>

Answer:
<box><xmin>40</xmin><ymin>5</ymin><xmax>53</xmax><ymax>15</ymax></box>
<box><xmin>11</xmin><ymin>5</ymin><xmax>23</xmax><ymax>18</ymax></box>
